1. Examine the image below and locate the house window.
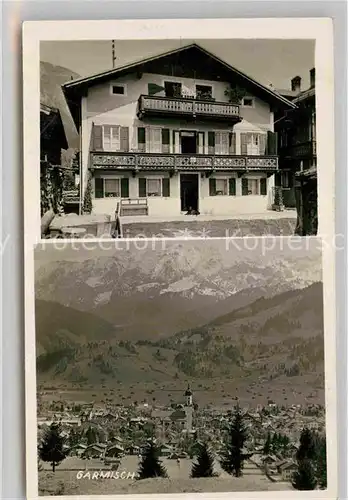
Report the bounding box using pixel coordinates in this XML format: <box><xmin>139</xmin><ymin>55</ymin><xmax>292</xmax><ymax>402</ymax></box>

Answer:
<box><xmin>164</xmin><ymin>81</ymin><xmax>182</xmax><ymax>98</ymax></box>
<box><xmin>103</xmin><ymin>125</ymin><xmax>120</xmax><ymax>151</ymax></box>
<box><xmin>111</xmin><ymin>84</ymin><xmax>126</xmax><ymax>95</ymax></box>
<box><xmin>139</xmin><ymin>178</ymin><xmax>170</xmax><ymax>198</ymax></box>
<box><xmin>94</xmin><ymin>177</ymin><xmax>129</xmax><ymax>199</ymax></box>
<box><xmin>196</xmin><ymin>84</ymin><xmax>213</xmax><ymax>100</ymax></box>
<box><xmin>242</xmin><ymin>97</ymin><xmax>255</xmax><ymax>107</ymax></box>
<box><xmin>146</xmin><ymin>127</ymin><xmax>162</xmax><ymax>153</ymax></box>
<box><xmin>215</xmin><ymin>131</ymin><xmax>229</xmax><ymax>155</ymax></box>
<box><xmin>137</xmin><ymin>127</ymin><xmax>146</xmax><ymax>153</ymax></box>
<box><xmin>282</xmin><ymin>171</ymin><xmax>292</xmax><ymax>189</ymax></box>
<box><xmin>248</xmin><ymin>179</ymin><xmax>260</xmax><ymax>195</ymax></box>
<box><xmin>147</xmin><ymin>178</ymin><xmax>162</xmax><ymax>197</ymax></box>
<box><xmin>215</xmin><ymin>179</ymin><xmax>228</xmax><ymax>195</ymax></box>
<box><xmin>242</xmin><ymin>177</ymin><xmax>267</xmax><ymax>196</ymax></box>
<box><xmin>209</xmin><ymin>177</ymin><xmax>236</xmax><ymax>196</ymax></box>
<box><xmin>241</xmin><ymin>133</ymin><xmax>266</xmax><ymax>155</ymax></box>
<box><xmin>104</xmin><ymin>179</ymin><xmax>120</xmax><ymax>198</ymax></box>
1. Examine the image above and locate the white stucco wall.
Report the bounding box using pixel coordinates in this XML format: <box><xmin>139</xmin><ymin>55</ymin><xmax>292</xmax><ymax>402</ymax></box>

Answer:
<box><xmin>91</xmin><ymin>171</ymin><xmax>274</xmax><ymax>217</ymax></box>
<box><xmin>80</xmin><ymin>71</ymin><xmax>276</xmax><ymax>217</ymax></box>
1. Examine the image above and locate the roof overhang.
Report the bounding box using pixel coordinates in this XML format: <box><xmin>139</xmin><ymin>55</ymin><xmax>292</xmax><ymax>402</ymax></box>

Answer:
<box><xmin>62</xmin><ymin>43</ymin><xmax>296</xmax><ymax>130</ymax></box>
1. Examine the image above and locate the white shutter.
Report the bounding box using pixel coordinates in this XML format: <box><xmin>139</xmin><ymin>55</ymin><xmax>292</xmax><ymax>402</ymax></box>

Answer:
<box><xmin>153</xmin><ymin>128</ymin><xmax>162</xmax><ymax>153</ymax></box>
<box><xmin>215</xmin><ymin>132</ymin><xmax>222</xmax><ymax>154</ymax></box>
<box><xmin>147</xmin><ymin>127</ymin><xmax>162</xmax><ymax>153</ymax></box>
<box><xmin>103</xmin><ymin>125</ymin><xmax>111</xmax><ymax>150</ymax></box>
<box><xmin>198</xmin><ymin>132</ymin><xmax>204</xmax><ymax>154</ymax></box>
<box><xmin>221</xmin><ymin>132</ymin><xmax>229</xmax><ymax>155</ymax></box>
<box><xmin>174</xmin><ymin>131</ymin><xmax>180</xmax><ymax>154</ymax></box>
<box><xmin>111</xmin><ymin>126</ymin><xmax>120</xmax><ymax>151</ymax></box>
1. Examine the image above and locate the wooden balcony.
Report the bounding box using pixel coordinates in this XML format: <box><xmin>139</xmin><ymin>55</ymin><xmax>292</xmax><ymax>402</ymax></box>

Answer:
<box><xmin>137</xmin><ymin>95</ymin><xmax>241</xmax><ymax>124</ymax></box>
<box><xmin>280</xmin><ymin>140</ymin><xmax>316</xmax><ymax>159</ymax></box>
<box><xmin>91</xmin><ymin>152</ymin><xmax>278</xmax><ymax>172</ymax></box>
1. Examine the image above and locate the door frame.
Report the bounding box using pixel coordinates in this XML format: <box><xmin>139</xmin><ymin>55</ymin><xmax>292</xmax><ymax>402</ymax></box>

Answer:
<box><xmin>179</xmin><ymin>172</ymin><xmax>200</xmax><ymax>212</ymax></box>
<box><xmin>180</xmin><ymin>130</ymin><xmax>198</xmax><ymax>155</ymax></box>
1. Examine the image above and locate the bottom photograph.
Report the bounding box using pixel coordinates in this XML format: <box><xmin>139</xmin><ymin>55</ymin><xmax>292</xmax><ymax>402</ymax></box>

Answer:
<box><xmin>32</xmin><ymin>237</ymin><xmax>327</xmax><ymax>496</ymax></box>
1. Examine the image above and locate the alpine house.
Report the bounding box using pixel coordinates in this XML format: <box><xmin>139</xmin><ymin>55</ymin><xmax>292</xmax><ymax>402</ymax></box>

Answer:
<box><xmin>62</xmin><ymin>43</ymin><xmax>295</xmax><ymax>218</ymax></box>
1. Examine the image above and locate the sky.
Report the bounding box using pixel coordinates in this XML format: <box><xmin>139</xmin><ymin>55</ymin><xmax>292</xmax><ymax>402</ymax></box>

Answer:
<box><xmin>40</xmin><ymin>39</ymin><xmax>315</xmax><ymax>91</ymax></box>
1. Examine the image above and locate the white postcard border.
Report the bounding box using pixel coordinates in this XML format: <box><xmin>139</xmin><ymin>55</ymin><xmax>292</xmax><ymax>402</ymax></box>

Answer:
<box><xmin>23</xmin><ymin>18</ymin><xmax>336</xmax><ymax>500</ymax></box>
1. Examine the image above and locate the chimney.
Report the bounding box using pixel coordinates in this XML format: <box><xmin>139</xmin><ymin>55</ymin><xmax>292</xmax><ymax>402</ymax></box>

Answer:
<box><xmin>291</xmin><ymin>76</ymin><xmax>301</xmax><ymax>93</ymax></box>
<box><xmin>310</xmin><ymin>68</ymin><xmax>315</xmax><ymax>88</ymax></box>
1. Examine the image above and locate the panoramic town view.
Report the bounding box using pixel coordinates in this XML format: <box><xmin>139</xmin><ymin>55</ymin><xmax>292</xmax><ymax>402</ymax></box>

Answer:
<box><xmin>35</xmin><ymin>238</ymin><xmax>327</xmax><ymax>495</ymax></box>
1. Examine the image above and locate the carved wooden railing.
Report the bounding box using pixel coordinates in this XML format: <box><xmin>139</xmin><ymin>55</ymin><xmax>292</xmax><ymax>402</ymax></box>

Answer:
<box><xmin>137</xmin><ymin>95</ymin><xmax>240</xmax><ymax>121</ymax></box>
<box><xmin>280</xmin><ymin>140</ymin><xmax>316</xmax><ymax>158</ymax></box>
<box><xmin>91</xmin><ymin>152</ymin><xmax>278</xmax><ymax>171</ymax></box>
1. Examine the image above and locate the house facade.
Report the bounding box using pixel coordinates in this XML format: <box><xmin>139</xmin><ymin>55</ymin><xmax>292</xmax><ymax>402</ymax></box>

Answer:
<box><xmin>275</xmin><ymin>69</ymin><xmax>317</xmax><ymax>234</ymax></box>
<box><xmin>63</xmin><ymin>44</ymin><xmax>295</xmax><ymax>218</ymax></box>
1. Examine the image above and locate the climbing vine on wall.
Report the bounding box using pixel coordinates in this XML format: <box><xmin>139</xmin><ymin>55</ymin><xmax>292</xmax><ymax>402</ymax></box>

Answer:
<box><xmin>40</xmin><ymin>162</ymin><xmax>65</xmax><ymax>216</ymax></box>
<box><xmin>82</xmin><ymin>173</ymin><xmax>93</xmax><ymax>214</ymax></box>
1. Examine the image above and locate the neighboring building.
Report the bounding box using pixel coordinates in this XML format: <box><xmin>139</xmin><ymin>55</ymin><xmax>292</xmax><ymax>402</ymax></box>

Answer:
<box><xmin>275</xmin><ymin>69</ymin><xmax>317</xmax><ymax>234</ymax></box>
<box><xmin>62</xmin><ymin>44</ymin><xmax>295</xmax><ymax>218</ymax></box>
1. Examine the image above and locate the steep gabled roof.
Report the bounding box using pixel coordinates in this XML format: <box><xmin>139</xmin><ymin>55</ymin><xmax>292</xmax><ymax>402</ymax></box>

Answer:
<box><xmin>62</xmin><ymin>43</ymin><xmax>295</xmax><ymax>128</ymax></box>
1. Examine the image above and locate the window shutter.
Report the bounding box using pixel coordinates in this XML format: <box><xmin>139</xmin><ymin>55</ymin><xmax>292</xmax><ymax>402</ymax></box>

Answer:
<box><xmin>240</xmin><ymin>133</ymin><xmax>248</xmax><ymax>155</ymax></box>
<box><xmin>138</xmin><ymin>127</ymin><xmax>146</xmax><ymax>152</ymax></box>
<box><xmin>162</xmin><ymin>129</ymin><xmax>170</xmax><ymax>154</ymax></box>
<box><xmin>109</xmin><ymin>126</ymin><xmax>119</xmax><ymax>151</ymax></box>
<box><xmin>260</xmin><ymin>178</ymin><xmax>267</xmax><ymax>195</ymax></box>
<box><xmin>95</xmin><ymin>177</ymin><xmax>104</xmax><ymax>198</ymax></box>
<box><xmin>229</xmin><ymin>178</ymin><xmax>236</xmax><ymax>196</ymax></box>
<box><xmin>93</xmin><ymin>125</ymin><xmax>103</xmax><ymax>151</ymax></box>
<box><xmin>215</xmin><ymin>132</ymin><xmax>222</xmax><ymax>154</ymax></box>
<box><xmin>208</xmin><ymin>132</ymin><xmax>215</xmax><ymax>154</ymax></box>
<box><xmin>260</xmin><ymin>134</ymin><xmax>267</xmax><ymax>155</ymax></box>
<box><xmin>267</xmin><ymin>131</ymin><xmax>278</xmax><ymax>155</ymax></box>
<box><xmin>121</xmin><ymin>178</ymin><xmax>129</xmax><ymax>198</ymax></box>
<box><xmin>229</xmin><ymin>132</ymin><xmax>236</xmax><ymax>154</ymax></box>
<box><xmin>162</xmin><ymin>178</ymin><xmax>170</xmax><ymax>197</ymax></box>
<box><xmin>242</xmin><ymin>177</ymin><xmax>248</xmax><ymax>195</ymax></box>
<box><xmin>148</xmin><ymin>127</ymin><xmax>162</xmax><ymax>153</ymax></box>
<box><xmin>148</xmin><ymin>83</ymin><xmax>165</xmax><ymax>95</ymax></box>
<box><xmin>209</xmin><ymin>178</ymin><xmax>216</xmax><ymax>196</ymax></box>
<box><xmin>139</xmin><ymin>178</ymin><xmax>147</xmax><ymax>197</ymax></box>
<box><xmin>120</xmin><ymin>126</ymin><xmax>129</xmax><ymax>152</ymax></box>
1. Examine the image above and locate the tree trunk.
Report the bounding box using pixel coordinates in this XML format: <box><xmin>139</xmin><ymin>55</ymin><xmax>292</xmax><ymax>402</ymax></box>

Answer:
<box><xmin>52</xmin><ymin>461</ymin><xmax>56</xmax><ymax>472</ymax></box>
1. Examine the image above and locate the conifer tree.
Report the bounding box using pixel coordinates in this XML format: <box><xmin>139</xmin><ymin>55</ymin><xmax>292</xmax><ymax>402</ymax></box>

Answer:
<box><xmin>38</xmin><ymin>423</ymin><xmax>67</xmax><ymax>472</ymax></box>
<box><xmin>82</xmin><ymin>175</ymin><xmax>93</xmax><ymax>214</ymax></box>
<box><xmin>316</xmin><ymin>437</ymin><xmax>327</xmax><ymax>489</ymax></box>
<box><xmin>296</xmin><ymin>428</ymin><xmax>316</xmax><ymax>461</ymax></box>
<box><xmin>292</xmin><ymin>458</ymin><xmax>317</xmax><ymax>490</ymax></box>
<box><xmin>220</xmin><ymin>405</ymin><xmax>248</xmax><ymax>477</ymax></box>
<box><xmin>263</xmin><ymin>432</ymin><xmax>272</xmax><ymax>455</ymax></box>
<box><xmin>191</xmin><ymin>442</ymin><xmax>216</xmax><ymax>478</ymax></box>
<box><xmin>137</xmin><ymin>441</ymin><xmax>168</xmax><ymax>479</ymax></box>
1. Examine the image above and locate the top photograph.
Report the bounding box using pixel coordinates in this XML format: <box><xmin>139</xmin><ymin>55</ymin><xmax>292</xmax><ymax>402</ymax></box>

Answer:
<box><xmin>40</xmin><ymin>39</ymin><xmax>317</xmax><ymax>239</ymax></box>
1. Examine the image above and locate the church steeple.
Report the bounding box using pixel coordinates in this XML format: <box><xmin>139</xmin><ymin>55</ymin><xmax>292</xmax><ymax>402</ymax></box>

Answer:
<box><xmin>184</xmin><ymin>384</ymin><xmax>193</xmax><ymax>406</ymax></box>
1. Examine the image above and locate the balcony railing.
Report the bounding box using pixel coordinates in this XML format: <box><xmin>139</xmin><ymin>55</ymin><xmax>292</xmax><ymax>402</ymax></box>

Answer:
<box><xmin>137</xmin><ymin>95</ymin><xmax>241</xmax><ymax>123</ymax></box>
<box><xmin>280</xmin><ymin>140</ymin><xmax>316</xmax><ymax>159</ymax></box>
<box><xmin>91</xmin><ymin>152</ymin><xmax>278</xmax><ymax>172</ymax></box>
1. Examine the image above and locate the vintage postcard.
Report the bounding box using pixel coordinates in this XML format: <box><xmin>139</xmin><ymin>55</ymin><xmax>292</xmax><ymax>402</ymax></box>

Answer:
<box><xmin>27</xmin><ymin>236</ymin><xmax>336</xmax><ymax>499</ymax></box>
<box><xmin>23</xmin><ymin>19</ymin><xmax>334</xmax><ymax>243</ymax></box>
<box><xmin>23</xmin><ymin>18</ymin><xmax>336</xmax><ymax>500</ymax></box>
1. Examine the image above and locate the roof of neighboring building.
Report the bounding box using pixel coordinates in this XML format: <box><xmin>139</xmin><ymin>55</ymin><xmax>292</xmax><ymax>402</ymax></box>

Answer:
<box><xmin>295</xmin><ymin>165</ymin><xmax>317</xmax><ymax>179</ymax></box>
<box><xmin>292</xmin><ymin>87</ymin><xmax>315</xmax><ymax>104</ymax></box>
<box><xmin>62</xmin><ymin>43</ymin><xmax>296</xmax><ymax>128</ymax></box>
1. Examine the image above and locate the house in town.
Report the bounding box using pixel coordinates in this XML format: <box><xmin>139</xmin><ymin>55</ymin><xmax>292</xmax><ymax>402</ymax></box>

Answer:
<box><xmin>275</xmin><ymin>69</ymin><xmax>317</xmax><ymax>234</ymax></box>
<box><xmin>62</xmin><ymin>44</ymin><xmax>295</xmax><ymax>219</ymax></box>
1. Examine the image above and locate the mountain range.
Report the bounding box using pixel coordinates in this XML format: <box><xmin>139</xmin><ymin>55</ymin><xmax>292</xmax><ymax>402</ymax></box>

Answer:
<box><xmin>35</xmin><ymin>243</ymin><xmax>324</xmax><ymax>404</ymax></box>
<box><xmin>40</xmin><ymin>60</ymin><xmax>80</xmax><ymax>148</ymax></box>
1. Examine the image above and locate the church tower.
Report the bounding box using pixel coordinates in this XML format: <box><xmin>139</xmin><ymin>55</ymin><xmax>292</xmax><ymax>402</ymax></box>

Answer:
<box><xmin>184</xmin><ymin>384</ymin><xmax>193</xmax><ymax>432</ymax></box>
